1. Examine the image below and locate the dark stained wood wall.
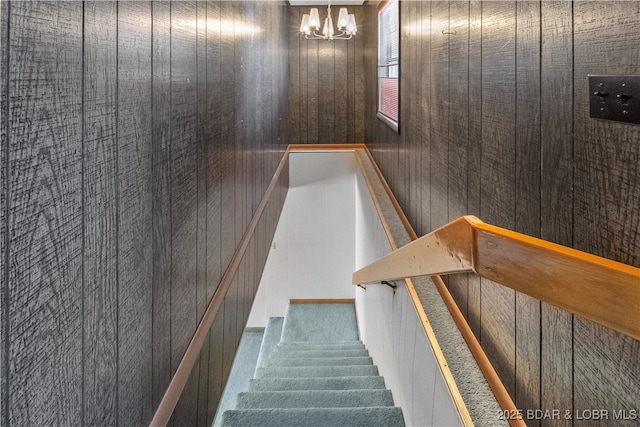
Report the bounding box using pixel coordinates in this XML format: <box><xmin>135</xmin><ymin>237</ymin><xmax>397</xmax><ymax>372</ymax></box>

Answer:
<box><xmin>363</xmin><ymin>1</ymin><xmax>640</xmax><ymax>425</ymax></box>
<box><xmin>0</xmin><ymin>1</ymin><xmax>288</xmax><ymax>426</ymax></box>
<box><xmin>288</xmin><ymin>6</ymin><xmax>365</xmax><ymax>144</ymax></box>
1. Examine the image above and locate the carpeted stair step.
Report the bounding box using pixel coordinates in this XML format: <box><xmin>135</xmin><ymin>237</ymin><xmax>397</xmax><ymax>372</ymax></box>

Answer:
<box><xmin>235</xmin><ymin>389</ymin><xmax>395</xmax><ymax>409</ymax></box>
<box><xmin>220</xmin><ymin>407</ymin><xmax>406</xmax><ymax>427</ymax></box>
<box><xmin>220</xmin><ymin>303</ymin><xmax>405</xmax><ymax>426</ymax></box>
<box><xmin>255</xmin><ymin>317</ymin><xmax>284</xmax><ymax>370</ymax></box>
<box><xmin>255</xmin><ymin>364</ymin><xmax>379</xmax><ymax>378</ymax></box>
<box><xmin>265</xmin><ymin>356</ymin><xmax>374</xmax><ymax>368</ymax></box>
<box><xmin>270</xmin><ymin>348</ymin><xmax>370</xmax><ymax>358</ymax></box>
<box><xmin>281</xmin><ymin>303</ymin><xmax>359</xmax><ymax>342</ymax></box>
<box><xmin>276</xmin><ymin>341</ymin><xmax>365</xmax><ymax>351</ymax></box>
<box><xmin>248</xmin><ymin>376</ymin><xmax>387</xmax><ymax>391</ymax></box>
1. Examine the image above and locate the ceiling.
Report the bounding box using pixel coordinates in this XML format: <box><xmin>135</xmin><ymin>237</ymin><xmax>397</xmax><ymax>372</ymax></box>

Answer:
<box><xmin>288</xmin><ymin>1</ymin><xmax>365</xmax><ymax>6</ymax></box>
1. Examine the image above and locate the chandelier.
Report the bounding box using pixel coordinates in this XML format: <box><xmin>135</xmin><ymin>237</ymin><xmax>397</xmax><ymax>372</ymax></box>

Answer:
<box><xmin>299</xmin><ymin>2</ymin><xmax>357</xmax><ymax>40</ymax></box>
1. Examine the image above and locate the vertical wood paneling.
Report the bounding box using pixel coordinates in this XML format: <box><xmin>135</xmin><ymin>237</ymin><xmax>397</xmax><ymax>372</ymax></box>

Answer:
<box><xmin>220</xmin><ymin>1</ymin><xmax>236</xmax><ymax>271</ymax></box>
<box><xmin>395</xmin><ymin>0</ymin><xmax>409</xmax><ymax>209</ymax></box>
<box><xmin>194</xmin><ymin>3</ymin><xmax>209</xmax><ymax>423</ymax></box>
<box><xmin>479</xmin><ymin>0</ymin><xmax>517</xmax><ymax>400</ymax></box>
<box><xmin>170</xmin><ymin>2</ymin><xmax>198</xmax><ymax>424</ymax></box>
<box><xmin>572</xmin><ymin>2</ymin><xmax>640</xmax><ymax>424</ymax></box>
<box><xmin>466</xmin><ymin>0</ymin><xmax>483</xmax><ymax>338</ymax></box>
<box><xmin>429</xmin><ymin>1</ymin><xmax>449</xmax><ymax>231</ymax></box>
<box><xmin>308</xmin><ymin>38</ymin><xmax>319</xmax><ymax>144</ymax></box>
<box><xmin>218</xmin><ymin>5</ymin><xmax>238</xmax><ymax>415</ymax></box>
<box><xmin>335</xmin><ymin>41</ymin><xmax>348</xmax><ymax>144</ymax></box>
<box><xmin>401</xmin><ymin>2</ymin><xmax>422</xmax><ymax>231</ymax></box>
<box><xmin>235</xmin><ymin>1</ymin><xmax>249</xmax><ymax>328</ymax></box>
<box><xmin>199</xmin><ymin>3</ymin><xmax>218</xmax><ymax>425</ymax></box>
<box><xmin>234</xmin><ymin>2</ymin><xmax>247</xmax><ymax>248</ymax></box>
<box><xmin>347</xmin><ymin>32</ymin><xmax>356</xmax><ymax>143</ymax></box>
<box><xmin>447</xmin><ymin>1</ymin><xmax>470</xmax><ymax>318</ymax></box>
<box><xmin>540</xmin><ymin>3</ymin><xmax>574</xmax><ymax>425</ymax></box>
<box><xmin>418</xmin><ymin>0</ymin><xmax>432</xmax><ymax>238</ymax></box>
<box><xmin>205</xmin><ymin>1</ymin><xmax>222</xmax><ymax>303</ymax></box>
<box><xmin>288</xmin><ymin>6</ymin><xmax>365</xmax><ymax>145</ymax></box>
<box><xmin>354</xmin><ymin>6</ymin><xmax>366</xmax><ymax>143</ymax></box>
<box><xmin>514</xmin><ymin>1</ymin><xmax>541</xmax><ymax>420</ymax></box>
<box><xmin>288</xmin><ymin>8</ymin><xmax>301</xmax><ymax>144</ymax></box>
<box><xmin>83</xmin><ymin>2</ymin><xmax>118</xmax><ymax>424</ymax></box>
<box><xmin>0</xmin><ymin>1</ymin><xmax>7</xmax><ymax>422</ymax></box>
<box><xmin>151</xmin><ymin>0</ymin><xmax>173</xmax><ymax>411</ymax></box>
<box><xmin>117</xmin><ymin>3</ymin><xmax>154</xmax><ymax>425</ymax></box>
<box><xmin>7</xmin><ymin>2</ymin><xmax>83</xmax><ymax>424</ymax></box>
<box><xmin>299</xmin><ymin>27</ymin><xmax>309</xmax><ymax>145</ymax></box>
<box><xmin>318</xmin><ymin>41</ymin><xmax>335</xmax><ymax>144</ymax></box>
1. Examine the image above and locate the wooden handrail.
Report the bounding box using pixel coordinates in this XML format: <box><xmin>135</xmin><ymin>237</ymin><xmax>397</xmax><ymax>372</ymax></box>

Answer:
<box><xmin>353</xmin><ymin>215</ymin><xmax>640</xmax><ymax>342</ymax></box>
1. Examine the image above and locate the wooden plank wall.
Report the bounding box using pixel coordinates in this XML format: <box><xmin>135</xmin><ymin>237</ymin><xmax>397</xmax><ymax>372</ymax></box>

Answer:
<box><xmin>288</xmin><ymin>6</ymin><xmax>366</xmax><ymax>144</ymax></box>
<box><xmin>363</xmin><ymin>1</ymin><xmax>640</xmax><ymax>425</ymax></box>
<box><xmin>0</xmin><ymin>1</ymin><xmax>288</xmax><ymax>426</ymax></box>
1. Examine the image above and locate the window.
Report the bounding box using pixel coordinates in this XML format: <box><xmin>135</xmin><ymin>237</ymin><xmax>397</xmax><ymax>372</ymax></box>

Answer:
<box><xmin>377</xmin><ymin>0</ymin><xmax>399</xmax><ymax>132</ymax></box>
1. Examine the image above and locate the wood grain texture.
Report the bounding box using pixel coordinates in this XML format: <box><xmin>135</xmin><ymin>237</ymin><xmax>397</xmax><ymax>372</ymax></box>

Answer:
<box><xmin>540</xmin><ymin>3</ymin><xmax>574</xmax><ymax>425</ymax></box>
<box><xmin>354</xmin><ymin>6</ymin><xmax>366</xmax><ymax>143</ymax></box>
<box><xmin>288</xmin><ymin>7</ymin><xmax>301</xmax><ymax>144</ymax></box>
<box><xmin>429</xmin><ymin>1</ymin><xmax>449</xmax><ymax>232</ymax></box>
<box><xmin>194</xmin><ymin>3</ymin><xmax>209</xmax><ymax>424</ymax></box>
<box><xmin>219</xmin><ymin>0</ymin><xmax>237</xmax><ymax>271</ymax></box>
<box><xmin>205</xmin><ymin>0</ymin><xmax>222</xmax><ymax>303</ymax></box>
<box><xmin>447</xmin><ymin>0</ymin><xmax>470</xmax><ymax>319</ymax></box>
<box><xmin>479</xmin><ymin>0</ymin><xmax>517</xmax><ymax>401</ymax></box>
<box><xmin>514</xmin><ymin>1</ymin><xmax>541</xmax><ymax>420</ymax></box>
<box><xmin>117</xmin><ymin>2</ymin><xmax>154</xmax><ymax>425</ymax></box>
<box><xmin>170</xmin><ymin>2</ymin><xmax>199</xmax><ymax>425</ymax></box>
<box><xmin>82</xmin><ymin>2</ymin><xmax>118</xmax><ymax>424</ymax></box>
<box><xmin>151</xmin><ymin>0</ymin><xmax>173</xmax><ymax>410</ymax></box>
<box><xmin>7</xmin><ymin>2</ymin><xmax>83</xmax><ymax>424</ymax></box>
<box><xmin>399</xmin><ymin>0</ymin><xmax>417</xmax><ymax>229</ymax></box>
<box><xmin>466</xmin><ymin>0</ymin><xmax>483</xmax><ymax>338</ymax></box>
<box><xmin>0</xmin><ymin>0</ymin><xmax>7</xmax><ymax>423</ymax></box>
<box><xmin>572</xmin><ymin>2</ymin><xmax>640</xmax><ymax>424</ymax></box>
<box><xmin>418</xmin><ymin>0</ymin><xmax>432</xmax><ymax>239</ymax></box>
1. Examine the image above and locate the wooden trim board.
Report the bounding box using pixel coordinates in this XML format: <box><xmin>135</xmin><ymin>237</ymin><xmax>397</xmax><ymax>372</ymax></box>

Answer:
<box><xmin>289</xmin><ymin>299</ymin><xmax>356</xmax><ymax>304</ymax></box>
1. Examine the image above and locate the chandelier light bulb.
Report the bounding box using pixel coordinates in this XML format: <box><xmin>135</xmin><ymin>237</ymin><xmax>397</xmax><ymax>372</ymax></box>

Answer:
<box><xmin>347</xmin><ymin>14</ymin><xmax>357</xmax><ymax>34</ymax></box>
<box><xmin>308</xmin><ymin>8</ymin><xmax>320</xmax><ymax>28</ymax></box>
<box><xmin>300</xmin><ymin>14</ymin><xmax>310</xmax><ymax>33</ymax></box>
<box><xmin>337</xmin><ymin>8</ymin><xmax>349</xmax><ymax>29</ymax></box>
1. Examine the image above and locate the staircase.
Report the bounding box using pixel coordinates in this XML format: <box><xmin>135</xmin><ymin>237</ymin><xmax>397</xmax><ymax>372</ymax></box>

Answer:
<box><xmin>220</xmin><ymin>302</ymin><xmax>405</xmax><ymax>426</ymax></box>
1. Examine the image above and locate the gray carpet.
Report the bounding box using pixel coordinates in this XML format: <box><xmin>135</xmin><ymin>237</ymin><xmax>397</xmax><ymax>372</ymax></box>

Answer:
<box><xmin>281</xmin><ymin>303</ymin><xmax>360</xmax><ymax>342</ymax></box>
<box><xmin>220</xmin><ymin>303</ymin><xmax>405</xmax><ymax>427</ymax></box>
<box><xmin>213</xmin><ymin>331</ymin><xmax>264</xmax><ymax>427</ymax></box>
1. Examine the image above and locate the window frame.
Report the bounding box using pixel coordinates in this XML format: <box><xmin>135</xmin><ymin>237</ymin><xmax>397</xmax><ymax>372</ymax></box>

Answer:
<box><xmin>376</xmin><ymin>0</ymin><xmax>400</xmax><ymax>133</ymax></box>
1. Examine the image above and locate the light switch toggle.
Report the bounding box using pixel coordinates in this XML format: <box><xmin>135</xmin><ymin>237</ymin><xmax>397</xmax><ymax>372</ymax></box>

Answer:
<box><xmin>617</xmin><ymin>93</ymin><xmax>632</xmax><ymax>104</ymax></box>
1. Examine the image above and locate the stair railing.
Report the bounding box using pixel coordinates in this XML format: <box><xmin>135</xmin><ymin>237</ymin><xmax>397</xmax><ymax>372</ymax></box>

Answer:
<box><xmin>353</xmin><ymin>215</ymin><xmax>640</xmax><ymax>342</ymax></box>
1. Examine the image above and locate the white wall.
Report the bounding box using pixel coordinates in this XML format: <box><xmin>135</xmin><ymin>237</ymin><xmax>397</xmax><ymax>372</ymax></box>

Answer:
<box><xmin>354</xmin><ymin>166</ymin><xmax>463</xmax><ymax>427</ymax></box>
<box><xmin>247</xmin><ymin>152</ymin><xmax>357</xmax><ymax>328</ymax></box>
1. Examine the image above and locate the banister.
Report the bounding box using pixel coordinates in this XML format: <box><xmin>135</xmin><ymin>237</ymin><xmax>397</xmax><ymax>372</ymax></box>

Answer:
<box><xmin>353</xmin><ymin>215</ymin><xmax>640</xmax><ymax>342</ymax></box>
